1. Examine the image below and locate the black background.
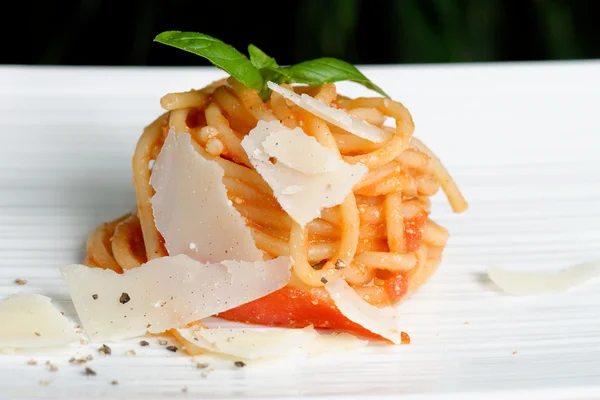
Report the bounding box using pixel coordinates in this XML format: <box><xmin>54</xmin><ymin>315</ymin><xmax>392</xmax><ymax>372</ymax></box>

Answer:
<box><xmin>4</xmin><ymin>0</ymin><xmax>599</xmax><ymax>66</ymax></box>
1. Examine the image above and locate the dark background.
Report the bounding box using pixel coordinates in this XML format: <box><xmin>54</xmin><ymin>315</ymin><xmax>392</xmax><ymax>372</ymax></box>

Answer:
<box><xmin>5</xmin><ymin>0</ymin><xmax>599</xmax><ymax>66</ymax></box>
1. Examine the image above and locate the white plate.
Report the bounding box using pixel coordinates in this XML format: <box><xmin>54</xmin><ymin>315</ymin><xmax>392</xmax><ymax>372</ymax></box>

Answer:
<box><xmin>1</xmin><ymin>63</ymin><xmax>600</xmax><ymax>399</ymax></box>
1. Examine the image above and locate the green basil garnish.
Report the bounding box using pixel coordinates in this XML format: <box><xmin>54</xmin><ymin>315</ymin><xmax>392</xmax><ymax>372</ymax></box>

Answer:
<box><xmin>154</xmin><ymin>31</ymin><xmax>389</xmax><ymax>99</ymax></box>
<box><xmin>248</xmin><ymin>44</ymin><xmax>278</xmax><ymax>70</ymax></box>
<box><xmin>154</xmin><ymin>31</ymin><xmax>263</xmax><ymax>92</ymax></box>
<box><xmin>282</xmin><ymin>57</ymin><xmax>388</xmax><ymax>97</ymax></box>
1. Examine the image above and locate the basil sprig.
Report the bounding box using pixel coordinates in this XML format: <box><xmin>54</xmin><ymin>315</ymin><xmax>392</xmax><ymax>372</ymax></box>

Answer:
<box><xmin>155</xmin><ymin>31</ymin><xmax>389</xmax><ymax>99</ymax></box>
<box><xmin>247</xmin><ymin>44</ymin><xmax>278</xmax><ymax>70</ymax></box>
<box><xmin>280</xmin><ymin>58</ymin><xmax>387</xmax><ymax>97</ymax></box>
<box><xmin>154</xmin><ymin>31</ymin><xmax>263</xmax><ymax>91</ymax></box>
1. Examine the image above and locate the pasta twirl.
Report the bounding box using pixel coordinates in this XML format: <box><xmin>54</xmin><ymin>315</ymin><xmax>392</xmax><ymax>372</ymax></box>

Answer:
<box><xmin>84</xmin><ymin>79</ymin><xmax>467</xmax><ymax>329</ymax></box>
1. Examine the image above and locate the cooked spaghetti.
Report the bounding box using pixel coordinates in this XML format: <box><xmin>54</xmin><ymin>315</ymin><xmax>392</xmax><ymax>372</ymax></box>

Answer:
<box><xmin>83</xmin><ymin>77</ymin><xmax>467</xmax><ymax>333</ymax></box>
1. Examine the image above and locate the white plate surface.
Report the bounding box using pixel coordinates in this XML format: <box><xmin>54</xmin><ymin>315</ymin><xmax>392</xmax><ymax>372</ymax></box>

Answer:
<box><xmin>0</xmin><ymin>62</ymin><xmax>599</xmax><ymax>399</ymax></box>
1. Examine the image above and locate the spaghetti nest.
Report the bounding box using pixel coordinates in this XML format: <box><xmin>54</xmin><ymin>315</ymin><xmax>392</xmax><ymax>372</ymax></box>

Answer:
<box><xmin>84</xmin><ymin>77</ymin><xmax>467</xmax><ymax>308</ymax></box>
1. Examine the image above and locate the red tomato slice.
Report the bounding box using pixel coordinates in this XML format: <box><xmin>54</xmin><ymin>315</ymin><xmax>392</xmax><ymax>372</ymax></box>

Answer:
<box><xmin>218</xmin><ymin>286</ymin><xmax>384</xmax><ymax>340</ymax></box>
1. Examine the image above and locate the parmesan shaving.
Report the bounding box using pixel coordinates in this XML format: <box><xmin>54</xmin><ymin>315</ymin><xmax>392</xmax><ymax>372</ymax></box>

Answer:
<box><xmin>151</xmin><ymin>130</ymin><xmax>263</xmax><ymax>263</ymax></box>
<box><xmin>267</xmin><ymin>81</ymin><xmax>385</xmax><ymax>143</ymax></box>
<box><xmin>261</xmin><ymin>127</ymin><xmax>339</xmax><ymax>174</ymax></box>
<box><xmin>242</xmin><ymin>120</ymin><xmax>367</xmax><ymax>226</ymax></box>
<box><xmin>61</xmin><ymin>255</ymin><xmax>292</xmax><ymax>341</ymax></box>
<box><xmin>487</xmin><ymin>260</ymin><xmax>600</xmax><ymax>296</ymax></box>
<box><xmin>175</xmin><ymin>326</ymin><xmax>368</xmax><ymax>360</ymax></box>
<box><xmin>176</xmin><ymin>326</ymin><xmax>318</xmax><ymax>360</ymax></box>
<box><xmin>0</xmin><ymin>293</ymin><xmax>77</xmax><ymax>349</ymax></box>
<box><xmin>302</xmin><ymin>332</ymin><xmax>368</xmax><ymax>357</ymax></box>
<box><xmin>325</xmin><ymin>279</ymin><xmax>401</xmax><ymax>344</ymax></box>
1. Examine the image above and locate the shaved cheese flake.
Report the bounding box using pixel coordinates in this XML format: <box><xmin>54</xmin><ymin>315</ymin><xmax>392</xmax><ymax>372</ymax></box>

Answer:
<box><xmin>325</xmin><ymin>279</ymin><xmax>401</xmax><ymax>344</ymax></box>
<box><xmin>61</xmin><ymin>255</ymin><xmax>292</xmax><ymax>341</ymax></box>
<box><xmin>267</xmin><ymin>81</ymin><xmax>385</xmax><ymax>143</ymax></box>
<box><xmin>302</xmin><ymin>332</ymin><xmax>368</xmax><ymax>357</ymax></box>
<box><xmin>487</xmin><ymin>260</ymin><xmax>600</xmax><ymax>296</ymax></box>
<box><xmin>169</xmin><ymin>329</ymin><xmax>205</xmax><ymax>356</ymax></box>
<box><xmin>151</xmin><ymin>130</ymin><xmax>262</xmax><ymax>263</ymax></box>
<box><xmin>242</xmin><ymin>120</ymin><xmax>367</xmax><ymax>226</ymax></box>
<box><xmin>261</xmin><ymin>127</ymin><xmax>339</xmax><ymax>174</ymax></box>
<box><xmin>176</xmin><ymin>326</ymin><xmax>318</xmax><ymax>360</ymax></box>
<box><xmin>0</xmin><ymin>293</ymin><xmax>77</xmax><ymax>349</ymax></box>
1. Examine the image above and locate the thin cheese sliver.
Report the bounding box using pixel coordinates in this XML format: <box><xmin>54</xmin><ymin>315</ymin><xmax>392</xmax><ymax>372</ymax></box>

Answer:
<box><xmin>175</xmin><ymin>326</ymin><xmax>368</xmax><ymax>359</ymax></box>
<box><xmin>0</xmin><ymin>293</ymin><xmax>78</xmax><ymax>349</ymax></box>
<box><xmin>241</xmin><ymin>120</ymin><xmax>367</xmax><ymax>226</ymax></box>
<box><xmin>261</xmin><ymin>127</ymin><xmax>339</xmax><ymax>174</ymax></box>
<box><xmin>61</xmin><ymin>255</ymin><xmax>292</xmax><ymax>341</ymax></box>
<box><xmin>487</xmin><ymin>260</ymin><xmax>600</xmax><ymax>296</ymax></box>
<box><xmin>301</xmin><ymin>332</ymin><xmax>368</xmax><ymax>357</ymax></box>
<box><xmin>325</xmin><ymin>278</ymin><xmax>401</xmax><ymax>344</ymax></box>
<box><xmin>267</xmin><ymin>81</ymin><xmax>386</xmax><ymax>143</ymax></box>
<box><xmin>151</xmin><ymin>130</ymin><xmax>263</xmax><ymax>263</ymax></box>
<box><xmin>176</xmin><ymin>326</ymin><xmax>318</xmax><ymax>360</ymax></box>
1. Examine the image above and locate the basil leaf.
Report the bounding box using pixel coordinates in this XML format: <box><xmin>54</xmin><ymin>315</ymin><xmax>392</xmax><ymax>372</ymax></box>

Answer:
<box><xmin>256</xmin><ymin>66</ymin><xmax>291</xmax><ymax>101</ymax></box>
<box><xmin>154</xmin><ymin>31</ymin><xmax>263</xmax><ymax>91</ymax></box>
<box><xmin>260</xmin><ymin>66</ymin><xmax>292</xmax><ymax>84</ymax></box>
<box><xmin>248</xmin><ymin>44</ymin><xmax>278</xmax><ymax>69</ymax></box>
<box><xmin>283</xmin><ymin>57</ymin><xmax>389</xmax><ymax>97</ymax></box>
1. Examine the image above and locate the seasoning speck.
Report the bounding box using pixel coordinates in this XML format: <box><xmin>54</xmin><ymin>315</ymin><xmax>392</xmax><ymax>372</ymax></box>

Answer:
<box><xmin>512</xmin><ymin>350</ymin><xmax>518</xmax><ymax>355</ymax></box>
<box><xmin>14</xmin><ymin>278</ymin><xmax>28</xmax><ymax>285</ymax></box>
<box><xmin>99</xmin><ymin>344</ymin><xmax>112</xmax><ymax>356</ymax></box>
<box><xmin>80</xmin><ymin>338</ymin><xmax>88</xmax><ymax>345</ymax></box>
<box><xmin>111</xmin><ymin>380</ymin><xmax>119</xmax><ymax>385</ymax></box>
<box><xmin>196</xmin><ymin>362</ymin><xmax>209</xmax><ymax>369</ymax></box>
<box><xmin>34</xmin><ymin>332</ymin><xmax>41</xmax><ymax>337</ymax></box>
<box><xmin>49</xmin><ymin>364</ymin><xmax>58</xmax><ymax>372</ymax></box>
<box><xmin>125</xmin><ymin>350</ymin><xmax>136</xmax><ymax>356</ymax></box>
<box><xmin>182</xmin><ymin>387</ymin><xmax>188</xmax><ymax>393</ymax></box>
<box><xmin>234</xmin><ymin>361</ymin><xmax>246</xmax><ymax>368</ymax></box>
<box><xmin>85</xmin><ymin>354</ymin><xmax>93</xmax><ymax>361</ymax></box>
<box><xmin>464</xmin><ymin>321</ymin><xmax>470</xmax><ymax>325</ymax></box>
<box><xmin>334</xmin><ymin>259</ymin><xmax>346</xmax><ymax>269</ymax></box>
<box><xmin>166</xmin><ymin>346</ymin><xmax>178</xmax><ymax>353</ymax></box>
<box><xmin>119</xmin><ymin>292</ymin><xmax>131</xmax><ymax>304</ymax></box>
<box><xmin>320</xmin><ymin>277</ymin><xmax>328</xmax><ymax>284</ymax></box>
<box><xmin>92</xmin><ymin>294</ymin><xmax>98</xmax><ymax>300</ymax></box>
<box><xmin>83</xmin><ymin>367</ymin><xmax>96</xmax><ymax>376</ymax></box>
<box><xmin>27</xmin><ymin>359</ymin><xmax>37</xmax><ymax>366</ymax></box>
<box><xmin>139</xmin><ymin>340</ymin><xmax>149</xmax><ymax>347</ymax></box>
<box><xmin>158</xmin><ymin>339</ymin><xmax>168</xmax><ymax>345</ymax></box>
